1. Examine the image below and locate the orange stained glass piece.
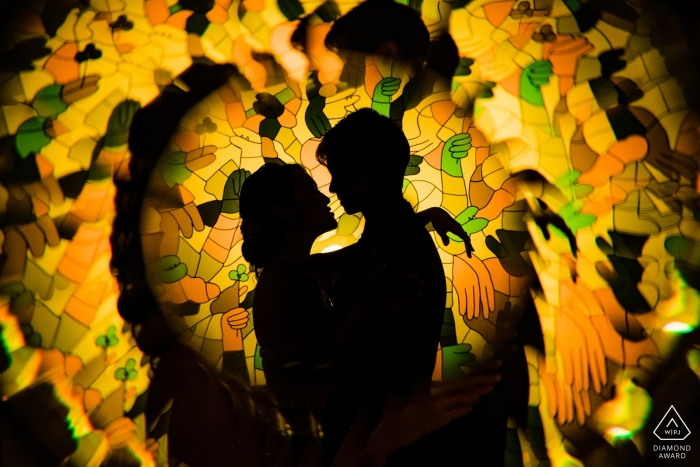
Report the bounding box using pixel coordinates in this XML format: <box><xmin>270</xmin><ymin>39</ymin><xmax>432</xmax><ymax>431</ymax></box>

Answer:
<box><xmin>227</xmin><ymin>102</ymin><xmax>247</xmax><ymax>128</ymax></box>
<box><xmin>477</xmin><ymin>189</ymin><xmax>517</xmax><ymax>221</ymax></box>
<box><xmin>165</xmin><ymin>10</ymin><xmax>194</xmax><ymax>30</ymax></box>
<box><xmin>207</xmin><ymin>3</ymin><xmax>230</xmax><ymax>24</ymax></box>
<box><xmin>58</xmin><ymin>226</ymin><xmax>110</xmax><ymax>284</ymax></box>
<box><xmin>145</xmin><ymin>0</ymin><xmax>170</xmax><ymax>25</ymax></box>
<box><xmin>243</xmin><ymin>114</ymin><xmax>265</xmax><ymax>133</ymax></box>
<box><xmin>483</xmin><ymin>1</ymin><xmax>515</xmax><ymax>28</ymax></box>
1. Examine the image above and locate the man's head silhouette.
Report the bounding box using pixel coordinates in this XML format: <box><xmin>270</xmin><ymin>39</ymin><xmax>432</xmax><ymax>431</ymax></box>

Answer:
<box><xmin>316</xmin><ymin>108</ymin><xmax>409</xmax><ymax>215</ymax></box>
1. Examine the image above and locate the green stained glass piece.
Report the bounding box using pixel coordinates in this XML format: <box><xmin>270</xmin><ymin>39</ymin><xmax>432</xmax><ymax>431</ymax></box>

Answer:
<box><xmin>169</xmin><ymin>4</ymin><xmax>182</xmax><ymax>14</ymax></box>
<box><xmin>15</xmin><ymin>117</ymin><xmax>51</xmax><ymax>158</ymax></box>
<box><xmin>106</xmin><ymin>326</ymin><xmax>119</xmax><ymax>346</ymax></box>
<box><xmin>455</xmin><ymin>58</ymin><xmax>475</xmax><ymax>76</ymax></box>
<box><xmin>155</xmin><ymin>256</ymin><xmax>187</xmax><ymax>283</ymax></box>
<box><xmin>463</xmin><ymin>218</ymin><xmax>488</xmax><ymax>235</ymax></box>
<box><xmin>221</xmin><ymin>169</ymin><xmax>250</xmax><ymax>214</ymax></box>
<box><xmin>237</xmin><ymin>264</ymin><xmax>246</xmax><ymax>274</ymax></box>
<box><xmin>34</xmin><ymin>85</ymin><xmax>68</xmax><ymax>117</ymax></box>
<box><xmin>254</xmin><ymin>344</ymin><xmax>264</xmax><ymax>370</ymax></box>
<box><xmin>10</xmin><ymin>289</ymin><xmax>34</xmax><ymax>317</ymax></box>
<box><xmin>574</xmin><ymin>184</ymin><xmax>593</xmax><ymax>198</ymax></box>
<box><xmin>563</xmin><ymin>0</ymin><xmax>583</xmax><ymax>12</ymax></box>
<box><xmin>567</xmin><ymin>213</ymin><xmax>596</xmax><ymax>232</ymax></box>
<box><xmin>221</xmin><ymin>200</ymin><xmax>238</xmax><ymax>213</ymax></box>
<box><xmin>559</xmin><ymin>202</ymin><xmax>577</xmax><ymax>222</ymax></box>
<box><xmin>118</xmin><ymin>358</ymin><xmax>139</xmax><ymax>380</ymax></box>
<box><xmin>555</xmin><ymin>170</ymin><xmax>581</xmax><ymax>188</ymax></box>
<box><xmin>408</xmin><ymin>155</ymin><xmax>423</xmax><ymax>166</ymax></box>
<box><xmin>404</xmin><ymin>165</ymin><xmax>420</xmax><ymax>176</ymax></box>
<box><xmin>104</xmin><ymin>100</ymin><xmax>140</xmax><ymax>148</ymax></box>
<box><xmin>504</xmin><ymin>426</ymin><xmax>524</xmax><ymax>467</ymax></box>
<box><xmin>278</xmin><ymin>0</ymin><xmax>305</xmax><ymax>21</ymax></box>
<box><xmin>447</xmin><ymin>232</ymin><xmax>464</xmax><ymax>243</ymax></box>
<box><xmin>446</xmin><ymin>206</ymin><xmax>481</xmax><ymax>243</ymax></box>
<box><xmin>21</xmin><ymin>324</ymin><xmax>41</xmax><ymax>348</ymax></box>
<box><xmin>442</xmin><ymin>344</ymin><xmax>475</xmax><ymax>382</ymax></box>
<box><xmin>87</xmin><ymin>162</ymin><xmax>112</xmax><ymax>182</ymax></box>
<box><xmin>185</xmin><ymin>13</ymin><xmax>209</xmax><ymax>36</ymax></box>
<box><xmin>305</xmin><ymin>86</ymin><xmax>330</xmax><ymax>137</ymax></box>
<box><xmin>161</xmin><ymin>151</ymin><xmax>189</xmax><ymax>188</ymax></box>
<box><xmin>440</xmin><ymin>308</ymin><xmax>457</xmax><ymax>347</ymax></box>
<box><xmin>315</xmin><ymin>1</ymin><xmax>341</xmax><ymax>22</ymax></box>
<box><xmin>259</xmin><ymin>118</ymin><xmax>281</xmax><ymax>139</ymax></box>
<box><xmin>239</xmin><ymin>273</ymin><xmax>248</xmax><ymax>282</ymax></box>
<box><xmin>549</xmin><ymin>225</ymin><xmax>568</xmax><ymax>239</ymax></box>
<box><xmin>245</xmin><ymin>108</ymin><xmax>256</xmax><ymax>118</ymax></box>
<box><xmin>441</xmin><ymin>155</ymin><xmax>461</xmax><ymax>178</ymax></box>
<box><xmin>479</xmin><ymin>82</ymin><xmax>496</xmax><ymax>99</ymax></box>
<box><xmin>665</xmin><ymin>236</ymin><xmax>694</xmax><ymax>258</ymax></box>
<box><xmin>275</xmin><ymin>88</ymin><xmax>296</xmax><ymax>105</ymax></box>
<box><xmin>10</xmin><ymin>154</ymin><xmax>41</xmax><ymax>185</ymax></box>
<box><xmin>27</xmin><ymin>332</ymin><xmax>41</xmax><ymax>348</ymax></box>
<box><xmin>455</xmin><ymin>206</ymin><xmax>479</xmax><ymax>225</ymax></box>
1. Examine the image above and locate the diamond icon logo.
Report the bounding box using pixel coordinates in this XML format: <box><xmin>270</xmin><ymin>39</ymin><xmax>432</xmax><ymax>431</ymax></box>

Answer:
<box><xmin>654</xmin><ymin>406</ymin><xmax>691</xmax><ymax>441</ymax></box>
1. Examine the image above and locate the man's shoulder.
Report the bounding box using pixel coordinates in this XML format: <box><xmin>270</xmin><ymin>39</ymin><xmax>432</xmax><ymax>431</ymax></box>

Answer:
<box><xmin>380</xmin><ymin>213</ymin><xmax>440</xmax><ymax>257</ymax></box>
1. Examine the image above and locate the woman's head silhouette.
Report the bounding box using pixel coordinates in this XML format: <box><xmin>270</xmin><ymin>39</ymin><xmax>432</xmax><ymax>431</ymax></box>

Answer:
<box><xmin>240</xmin><ymin>163</ymin><xmax>337</xmax><ymax>274</ymax></box>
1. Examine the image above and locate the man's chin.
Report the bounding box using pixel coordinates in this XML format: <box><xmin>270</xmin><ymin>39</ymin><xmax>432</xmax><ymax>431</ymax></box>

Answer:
<box><xmin>340</xmin><ymin>203</ymin><xmax>360</xmax><ymax>215</ymax></box>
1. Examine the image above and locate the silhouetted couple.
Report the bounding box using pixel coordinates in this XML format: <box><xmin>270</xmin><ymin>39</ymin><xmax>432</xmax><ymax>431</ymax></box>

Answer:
<box><xmin>240</xmin><ymin>108</ymin><xmax>503</xmax><ymax>466</ymax></box>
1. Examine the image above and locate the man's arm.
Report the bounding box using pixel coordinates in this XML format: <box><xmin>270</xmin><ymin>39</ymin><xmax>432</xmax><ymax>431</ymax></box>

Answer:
<box><xmin>359</xmin><ymin>232</ymin><xmax>446</xmax><ymax>394</ymax></box>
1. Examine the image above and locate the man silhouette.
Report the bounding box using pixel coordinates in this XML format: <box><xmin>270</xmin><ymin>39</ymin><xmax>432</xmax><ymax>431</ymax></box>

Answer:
<box><xmin>315</xmin><ymin>108</ymin><xmax>448</xmax><ymax>465</ymax></box>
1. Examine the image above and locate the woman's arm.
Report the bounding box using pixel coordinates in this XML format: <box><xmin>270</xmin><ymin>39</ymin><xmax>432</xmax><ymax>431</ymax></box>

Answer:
<box><xmin>417</xmin><ymin>207</ymin><xmax>474</xmax><ymax>256</ymax></box>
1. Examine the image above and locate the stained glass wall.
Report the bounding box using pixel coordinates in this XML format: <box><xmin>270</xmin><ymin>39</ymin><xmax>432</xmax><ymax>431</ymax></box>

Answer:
<box><xmin>1</xmin><ymin>0</ymin><xmax>699</xmax><ymax>465</ymax></box>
